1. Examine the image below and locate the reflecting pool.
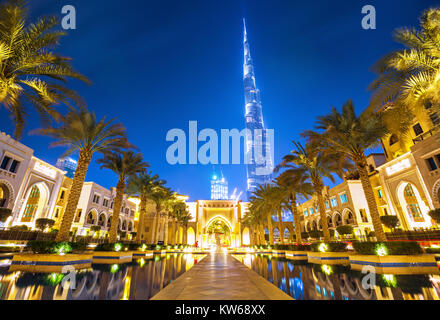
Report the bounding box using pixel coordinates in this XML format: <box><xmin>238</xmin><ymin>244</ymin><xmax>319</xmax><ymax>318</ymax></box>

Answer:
<box><xmin>0</xmin><ymin>253</ymin><xmax>205</xmax><ymax>300</ymax></box>
<box><xmin>233</xmin><ymin>254</ymin><xmax>440</xmax><ymax>300</ymax></box>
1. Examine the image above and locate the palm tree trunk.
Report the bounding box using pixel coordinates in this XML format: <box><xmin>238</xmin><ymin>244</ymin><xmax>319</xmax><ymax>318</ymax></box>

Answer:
<box><xmin>136</xmin><ymin>195</ymin><xmax>147</xmax><ymax>244</ymax></box>
<box><xmin>267</xmin><ymin>215</ymin><xmax>274</xmax><ymax>245</ymax></box>
<box><xmin>356</xmin><ymin>161</ymin><xmax>386</xmax><ymax>241</ymax></box>
<box><xmin>277</xmin><ymin>208</ymin><xmax>285</xmax><ymax>244</ymax></box>
<box><xmin>290</xmin><ymin>194</ymin><xmax>302</xmax><ymax>243</ymax></box>
<box><xmin>55</xmin><ymin>151</ymin><xmax>92</xmax><ymax>242</ymax></box>
<box><xmin>315</xmin><ymin>185</ymin><xmax>330</xmax><ymax>241</ymax></box>
<box><xmin>109</xmin><ymin>178</ymin><xmax>125</xmax><ymax>243</ymax></box>
<box><xmin>163</xmin><ymin>215</ymin><xmax>169</xmax><ymax>245</ymax></box>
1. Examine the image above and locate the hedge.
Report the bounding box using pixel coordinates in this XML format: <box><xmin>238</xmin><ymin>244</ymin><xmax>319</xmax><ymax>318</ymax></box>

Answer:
<box><xmin>428</xmin><ymin>209</ymin><xmax>440</xmax><ymax>224</ymax></box>
<box><xmin>310</xmin><ymin>242</ymin><xmax>348</xmax><ymax>252</ymax></box>
<box><xmin>26</xmin><ymin>240</ymin><xmax>88</xmax><ymax>254</ymax></box>
<box><xmin>352</xmin><ymin>241</ymin><xmax>423</xmax><ymax>255</ymax></box>
<box><xmin>94</xmin><ymin>243</ymin><xmax>124</xmax><ymax>252</ymax></box>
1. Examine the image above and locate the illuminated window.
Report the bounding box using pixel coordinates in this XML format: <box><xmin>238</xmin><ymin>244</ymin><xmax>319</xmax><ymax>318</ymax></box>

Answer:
<box><xmin>339</xmin><ymin>193</ymin><xmax>348</xmax><ymax>204</ymax></box>
<box><xmin>389</xmin><ymin>135</ymin><xmax>399</xmax><ymax>146</ymax></box>
<box><xmin>377</xmin><ymin>189</ymin><xmax>383</xmax><ymax>199</ymax></box>
<box><xmin>309</xmin><ymin>208</ymin><xmax>314</xmax><ymax>215</ymax></box>
<box><xmin>21</xmin><ymin>186</ymin><xmax>40</xmax><ymax>222</ymax></box>
<box><xmin>403</xmin><ymin>184</ymin><xmax>424</xmax><ymax>222</ymax></box>
<box><xmin>304</xmin><ymin>209</ymin><xmax>308</xmax><ymax>217</ymax></box>
<box><xmin>325</xmin><ymin>201</ymin><xmax>329</xmax><ymax>209</ymax></box>
<box><xmin>330</xmin><ymin>198</ymin><xmax>338</xmax><ymax>207</ymax></box>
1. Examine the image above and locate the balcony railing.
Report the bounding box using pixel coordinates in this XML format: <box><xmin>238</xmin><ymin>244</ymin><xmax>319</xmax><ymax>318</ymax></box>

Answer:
<box><xmin>412</xmin><ymin>127</ymin><xmax>440</xmax><ymax>144</ymax></box>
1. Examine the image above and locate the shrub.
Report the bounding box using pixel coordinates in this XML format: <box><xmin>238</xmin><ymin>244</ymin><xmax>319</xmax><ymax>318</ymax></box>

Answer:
<box><xmin>26</xmin><ymin>240</ymin><xmax>57</xmax><ymax>253</ymax></box>
<box><xmin>0</xmin><ymin>208</ymin><xmax>12</xmax><ymax>222</ymax></box>
<box><xmin>9</xmin><ymin>225</ymin><xmax>28</xmax><ymax>231</ymax></box>
<box><xmin>273</xmin><ymin>244</ymin><xmax>291</xmax><ymax>250</ymax></box>
<box><xmin>336</xmin><ymin>225</ymin><xmax>353</xmax><ymax>235</ymax></box>
<box><xmin>352</xmin><ymin>241</ymin><xmax>423</xmax><ymax>255</ymax></box>
<box><xmin>301</xmin><ymin>232</ymin><xmax>309</xmax><ymax>239</ymax></box>
<box><xmin>428</xmin><ymin>209</ymin><xmax>440</xmax><ymax>224</ymax></box>
<box><xmin>425</xmin><ymin>247</ymin><xmax>440</xmax><ymax>254</ymax></box>
<box><xmin>90</xmin><ymin>225</ymin><xmax>101</xmax><ymax>232</ymax></box>
<box><xmin>291</xmin><ymin>244</ymin><xmax>311</xmax><ymax>251</ymax></box>
<box><xmin>310</xmin><ymin>242</ymin><xmax>348</xmax><ymax>252</ymax></box>
<box><xmin>35</xmin><ymin>218</ymin><xmax>55</xmax><ymax>231</ymax></box>
<box><xmin>69</xmin><ymin>242</ymin><xmax>88</xmax><ymax>252</ymax></box>
<box><xmin>380</xmin><ymin>215</ymin><xmax>400</xmax><ymax>229</ymax></box>
<box><xmin>94</xmin><ymin>243</ymin><xmax>124</xmax><ymax>252</ymax></box>
<box><xmin>309</xmin><ymin>230</ymin><xmax>324</xmax><ymax>239</ymax></box>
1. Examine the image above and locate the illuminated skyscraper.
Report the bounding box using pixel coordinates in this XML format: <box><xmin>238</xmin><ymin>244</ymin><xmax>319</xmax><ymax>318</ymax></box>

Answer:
<box><xmin>211</xmin><ymin>172</ymin><xmax>228</xmax><ymax>200</ymax></box>
<box><xmin>56</xmin><ymin>157</ymin><xmax>77</xmax><ymax>179</ymax></box>
<box><xmin>243</xmin><ymin>19</ymin><xmax>274</xmax><ymax>199</ymax></box>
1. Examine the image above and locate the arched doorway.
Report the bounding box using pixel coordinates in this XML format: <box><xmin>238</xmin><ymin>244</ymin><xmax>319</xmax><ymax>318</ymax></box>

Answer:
<box><xmin>98</xmin><ymin>213</ymin><xmax>107</xmax><ymax>227</ymax></box>
<box><xmin>333</xmin><ymin>212</ymin><xmax>342</xmax><ymax>227</ymax></box>
<box><xmin>187</xmin><ymin>227</ymin><xmax>195</xmax><ymax>245</ymax></box>
<box><xmin>284</xmin><ymin>228</ymin><xmax>291</xmax><ymax>242</ymax></box>
<box><xmin>86</xmin><ymin>210</ymin><xmax>97</xmax><ymax>225</ymax></box>
<box><xmin>242</xmin><ymin>227</ymin><xmax>250</xmax><ymax>245</ymax></box>
<box><xmin>273</xmin><ymin>228</ymin><xmax>280</xmax><ymax>243</ymax></box>
<box><xmin>0</xmin><ymin>183</ymin><xmax>11</xmax><ymax>208</ymax></box>
<box><xmin>20</xmin><ymin>183</ymin><xmax>49</xmax><ymax>223</ymax></box>
<box><xmin>206</xmin><ymin>218</ymin><xmax>232</xmax><ymax>248</ymax></box>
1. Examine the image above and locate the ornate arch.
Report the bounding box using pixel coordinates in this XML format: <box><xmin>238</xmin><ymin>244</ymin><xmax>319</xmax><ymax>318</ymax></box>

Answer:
<box><xmin>0</xmin><ymin>179</ymin><xmax>14</xmax><ymax>209</ymax></box>
<box><xmin>431</xmin><ymin>178</ymin><xmax>440</xmax><ymax>204</ymax></box>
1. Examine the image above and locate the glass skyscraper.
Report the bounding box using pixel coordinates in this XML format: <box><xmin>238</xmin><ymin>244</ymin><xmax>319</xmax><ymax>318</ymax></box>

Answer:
<box><xmin>56</xmin><ymin>157</ymin><xmax>78</xmax><ymax>179</ymax></box>
<box><xmin>243</xmin><ymin>19</ymin><xmax>274</xmax><ymax>199</ymax></box>
<box><xmin>211</xmin><ymin>172</ymin><xmax>228</xmax><ymax>200</ymax></box>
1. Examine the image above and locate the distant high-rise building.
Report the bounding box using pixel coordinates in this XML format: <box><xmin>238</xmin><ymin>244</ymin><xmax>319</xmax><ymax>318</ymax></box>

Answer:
<box><xmin>56</xmin><ymin>157</ymin><xmax>77</xmax><ymax>179</ymax></box>
<box><xmin>243</xmin><ymin>19</ymin><xmax>274</xmax><ymax>199</ymax></box>
<box><xmin>211</xmin><ymin>172</ymin><xmax>228</xmax><ymax>200</ymax></box>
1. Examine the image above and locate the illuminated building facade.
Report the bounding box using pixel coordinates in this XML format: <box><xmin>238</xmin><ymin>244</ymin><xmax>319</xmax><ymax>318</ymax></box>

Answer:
<box><xmin>243</xmin><ymin>19</ymin><xmax>274</xmax><ymax>199</ymax></box>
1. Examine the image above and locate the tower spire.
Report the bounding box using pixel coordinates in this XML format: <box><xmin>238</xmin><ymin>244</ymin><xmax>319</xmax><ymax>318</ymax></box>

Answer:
<box><xmin>242</xmin><ymin>19</ymin><xmax>274</xmax><ymax>200</ymax></box>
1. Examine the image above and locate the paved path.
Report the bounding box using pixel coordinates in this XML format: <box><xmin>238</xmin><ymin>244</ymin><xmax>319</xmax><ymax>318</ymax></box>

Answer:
<box><xmin>151</xmin><ymin>253</ymin><xmax>293</xmax><ymax>300</ymax></box>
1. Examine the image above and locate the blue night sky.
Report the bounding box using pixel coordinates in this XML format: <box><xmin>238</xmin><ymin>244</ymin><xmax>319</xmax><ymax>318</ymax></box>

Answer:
<box><xmin>0</xmin><ymin>0</ymin><xmax>437</xmax><ymax>201</ymax></box>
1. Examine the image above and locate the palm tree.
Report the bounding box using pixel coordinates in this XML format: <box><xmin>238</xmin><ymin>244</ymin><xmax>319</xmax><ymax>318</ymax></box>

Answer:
<box><xmin>0</xmin><ymin>0</ymin><xmax>89</xmax><ymax>139</ymax></box>
<box><xmin>278</xmin><ymin>141</ymin><xmax>351</xmax><ymax>241</ymax></box>
<box><xmin>168</xmin><ymin>200</ymin><xmax>192</xmax><ymax>244</ymax></box>
<box><xmin>35</xmin><ymin>107</ymin><xmax>129</xmax><ymax>241</ymax></box>
<box><xmin>302</xmin><ymin>100</ymin><xmax>396</xmax><ymax>241</ymax></box>
<box><xmin>126</xmin><ymin>171</ymin><xmax>166</xmax><ymax>243</ymax></box>
<box><xmin>275</xmin><ymin>169</ymin><xmax>314</xmax><ymax>244</ymax></box>
<box><xmin>97</xmin><ymin>151</ymin><xmax>148</xmax><ymax>243</ymax></box>
<box><xmin>245</xmin><ymin>198</ymin><xmax>265</xmax><ymax>245</ymax></box>
<box><xmin>369</xmin><ymin>8</ymin><xmax>440</xmax><ymax>114</ymax></box>
<box><xmin>249</xmin><ymin>184</ymin><xmax>280</xmax><ymax>245</ymax></box>
<box><xmin>150</xmin><ymin>186</ymin><xmax>174</xmax><ymax>244</ymax></box>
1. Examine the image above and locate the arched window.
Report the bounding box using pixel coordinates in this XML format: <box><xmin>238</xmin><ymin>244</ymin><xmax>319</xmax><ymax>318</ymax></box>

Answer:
<box><xmin>403</xmin><ymin>184</ymin><xmax>424</xmax><ymax>222</ymax></box>
<box><xmin>22</xmin><ymin>186</ymin><xmax>40</xmax><ymax>222</ymax></box>
<box><xmin>389</xmin><ymin>134</ymin><xmax>399</xmax><ymax>146</ymax></box>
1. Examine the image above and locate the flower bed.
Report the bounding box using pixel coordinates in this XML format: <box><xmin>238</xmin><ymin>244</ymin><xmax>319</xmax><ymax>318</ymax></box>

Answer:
<box><xmin>92</xmin><ymin>243</ymin><xmax>132</xmax><ymax>264</ymax></box>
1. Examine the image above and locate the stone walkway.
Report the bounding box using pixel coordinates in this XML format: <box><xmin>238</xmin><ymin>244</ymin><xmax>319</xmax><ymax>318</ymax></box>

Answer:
<box><xmin>151</xmin><ymin>253</ymin><xmax>293</xmax><ymax>300</ymax></box>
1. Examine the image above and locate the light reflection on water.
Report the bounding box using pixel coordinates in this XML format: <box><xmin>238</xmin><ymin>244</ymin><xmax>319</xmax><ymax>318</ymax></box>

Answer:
<box><xmin>233</xmin><ymin>254</ymin><xmax>440</xmax><ymax>300</ymax></box>
<box><xmin>0</xmin><ymin>254</ymin><xmax>205</xmax><ymax>300</ymax></box>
